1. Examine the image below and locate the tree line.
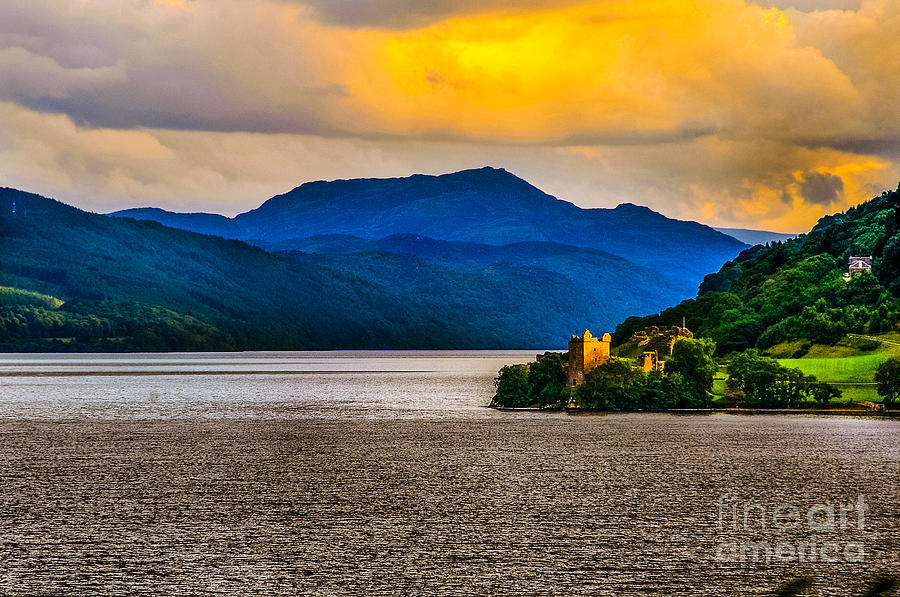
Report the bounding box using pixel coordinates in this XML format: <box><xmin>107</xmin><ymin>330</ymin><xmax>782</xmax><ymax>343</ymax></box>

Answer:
<box><xmin>492</xmin><ymin>338</ymin><xmax>719</xmax><ymax>410</ymax></box>
<box><xmin>492</xmin><ymin>339</ymin><xmax>852</xmax><ymax>410</ymax></box>
<box><xmin>725</xmin><ymin>350</ymin><xmax>842</xmax><ymax>408</ymax></box>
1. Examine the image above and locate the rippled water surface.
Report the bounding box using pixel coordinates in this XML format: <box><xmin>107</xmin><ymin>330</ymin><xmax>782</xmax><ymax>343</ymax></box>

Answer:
<box><xmin>1</xmin><ymin>352</ymin><xmax>899</xmax><ymax>595</ymax></box>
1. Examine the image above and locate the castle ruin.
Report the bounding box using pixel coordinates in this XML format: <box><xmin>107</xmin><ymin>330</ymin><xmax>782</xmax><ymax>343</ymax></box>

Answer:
<box><xmin>641</xmin><ymin>351</ymin><xmax>663</xmax><ymax>372</ymax></box>
<box><xmin>629</xmin><ymin>325</ymin><xmax>693</xmax><ymax>356</ymax></box>
<box><xmin>567</xmin><ymin>329</ymin><xmax>611</xmax><ymax>386</ymax></box>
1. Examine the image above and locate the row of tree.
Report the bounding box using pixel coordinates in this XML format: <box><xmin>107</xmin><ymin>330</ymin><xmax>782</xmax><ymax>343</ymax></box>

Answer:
<box><xmin>0</xmin><ymin>301</ymin><xmax>237</xmax><ymax>352</ymax></box>
<box><xmin>491</xmin><ymin>338</ymin><xmax>877</xmax><ymax>410</ymax></box>
<box><xmin>725</xmin><ymin>350</ymin><xmax>842</xmax><ymax>408</ymax></box>
<box><xmin>491</xmin><ymin>338</ymin><xmax>718</xmax><ymax>410</ymax></box>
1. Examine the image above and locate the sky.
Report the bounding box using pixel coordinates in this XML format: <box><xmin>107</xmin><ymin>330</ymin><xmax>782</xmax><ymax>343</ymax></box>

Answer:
<box><xmin>1</xmin><ymin>0</ymin><xmax>899</xmax><ymax>232</ymax></box>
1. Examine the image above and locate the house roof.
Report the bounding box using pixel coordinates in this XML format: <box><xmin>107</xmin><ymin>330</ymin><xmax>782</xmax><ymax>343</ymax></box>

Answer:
<box><xmin>848</xmin><ymin>256</ymin><xmax>872</xmax><ymax>269</ymax></box>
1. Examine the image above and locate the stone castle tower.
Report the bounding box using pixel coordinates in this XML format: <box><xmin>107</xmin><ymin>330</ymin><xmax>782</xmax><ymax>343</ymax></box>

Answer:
<box><xmin>567</xmin><ymin>329</ymin><xmax>611</xmax><ymax>386</ymax></box>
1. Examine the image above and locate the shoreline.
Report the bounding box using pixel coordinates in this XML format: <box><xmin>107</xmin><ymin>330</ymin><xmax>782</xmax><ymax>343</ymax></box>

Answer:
<box><xmin>493</xmin><ymin>406</ymin><xmax>900</xmax><ymax>417</ymax></box>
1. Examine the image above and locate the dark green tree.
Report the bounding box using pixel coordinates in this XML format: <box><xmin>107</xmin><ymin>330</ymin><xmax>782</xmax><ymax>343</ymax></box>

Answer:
<box><xmin>810</xmin><ymin>381</ymin><xmax>842</xmax><ymax>408</ymax></box>
<box><xmin>491</xmin><ymin>364</ymin><xmax>531</xmax><ymax>408</ymax></box>
<box><xmin>575</xmin><ymin>357</ymin><xmax>645</xmax><ymax>409</ymax></box>
<box><xmin>727</xmin><ymin>349</ymin><xmax>840</xmax><ymax>408</ymax></box>
<box><xmin>666</xmin><ymin>337</ymin><xmax>717</xmax><ymax>407</ymax></box>
<box><xmin>874</xmin><ymin>357</ymin><xmax>900</xmax><ymax>406</ymax></box>
<box><xmin>527</xmin><ymin>353</ymin><xmax>568</xmax><ymax>409</ymax></box>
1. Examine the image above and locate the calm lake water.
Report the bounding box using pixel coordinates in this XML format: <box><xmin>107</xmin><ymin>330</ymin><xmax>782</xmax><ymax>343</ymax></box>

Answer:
<box><xmin>1</xmin><ymin>351</ymin><xmax>898</xmax><ymax>596</ymax></box>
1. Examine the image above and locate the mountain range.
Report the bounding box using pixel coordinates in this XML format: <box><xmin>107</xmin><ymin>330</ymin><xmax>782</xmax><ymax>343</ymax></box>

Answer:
<box><xmin>111</xmin><ymin>167</ymin><xmax>747</xmax><ymax>283</ymax></box>
<box><xmin>2</xmin><ymin>168</ymin><xmax>750</xmax><ymax>350</ymax></box>
<box><xmin>713</xmin><ymin>227</ymin><xmax>798</xmax><ymax>246</ymax></box>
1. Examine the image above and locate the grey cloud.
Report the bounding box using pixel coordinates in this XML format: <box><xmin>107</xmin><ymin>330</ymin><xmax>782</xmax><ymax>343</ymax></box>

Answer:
<box><xmin>829</xmin><ymin>136</ymin><xmax>900</xmax><ymax>158</ymax></box>
<box><xmin>0</xmin><ymin>1</ymin><xmax>348</xmax><ymax>135</ymax></box>
<box><xmin>0</xmin><ymin>46</ymin><xmax>345</xmax><ymax>134</ymax></box>
<box><xmin>756</xmin><ymin>0</ymin><xmax>861</xmax><ymax>11</ymax></box>
<box><xmin>800</xmin><ymin>171</ymin><xmax>844</xmax><ymax>205</ymax></box>
<box><xmin>0</xmin><ymin>47</ymin><xmax>125</xmax><ymax>100</ymax></box>
<box><xmin>290</xmin><ymin>0</ymin><xmax>568</xmax><ymax>28</ymax></box>
<box><xmin>296</xmin><ymin>0</ymin><xmax>861</xmax><ymax>29</ymax></box>
<box><xmin>16</xmin><ymin>76</ymin><xmax>348</xmax><ymax>135</ymax></box>
<box><xmin>553</xmin><ymin>122</ymin><xmax>719</xmax><ymax>147</ymax></box>
<box><xmin>0</xmin><ymin>3</ymin><xmax>124</xmax><ymax>69</ymax></box>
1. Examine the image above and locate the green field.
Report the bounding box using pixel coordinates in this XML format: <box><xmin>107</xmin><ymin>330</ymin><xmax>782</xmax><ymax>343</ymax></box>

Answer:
<box><xmin>829</xmin><ymin>383</ymin><xmax>881</xmax><ymax>403</ymax></box>
<box><xmin>772</xmin><ymin>334</ymin><xmax>900</xmax><ymax>403</ymax></box>
<box><xmin>615</xmin><ymin>332</ymin><xmax>897</xmax><ymax>405</ymax></box>
<box><xmin>733</xmin><ymin>332</ymin><xmax>900</xmax><ymax>404</ymax></box>
<box><xmin>776</xmin><ymin>354</ymin><xmax>888</xmax><ymax>383</ymax></box>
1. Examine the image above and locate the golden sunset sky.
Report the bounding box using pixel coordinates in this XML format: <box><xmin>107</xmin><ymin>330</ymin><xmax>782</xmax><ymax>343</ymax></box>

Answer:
<box><xmin>1</xmin><ymin>0</ymin><xmax>899</xmax><ymax>231</ymax></box>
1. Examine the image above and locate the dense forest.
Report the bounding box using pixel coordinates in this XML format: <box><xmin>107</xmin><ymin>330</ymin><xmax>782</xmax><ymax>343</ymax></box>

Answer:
<box><xmin>614</xmin><ymin>185</ymin><xmax>900</xmax><ymax>355</ymax></box>
<box><xmin>0</xmin><ymin>287</ymin><xmax>236</xmax><ymax>351</ymax></box>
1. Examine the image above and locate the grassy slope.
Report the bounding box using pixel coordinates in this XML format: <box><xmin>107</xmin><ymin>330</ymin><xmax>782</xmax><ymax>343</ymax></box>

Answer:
<box><xmin>771</xmin><ymin>333</ymin><xmax>900</xmax><ymax>403</ymax></box>
<box><xmin>620</xmin><ymin>332</ymin><xmax>897</xmax><ymax>404</ymax></box>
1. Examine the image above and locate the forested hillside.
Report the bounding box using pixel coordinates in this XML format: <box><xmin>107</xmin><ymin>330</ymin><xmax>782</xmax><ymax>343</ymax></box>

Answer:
<box><xmin>0</xmin><ymin>187</ymin><xmax>690</xmax><ymax>351</ymax></box>
<box><xmin>614</xmin><ymin>186</ymin><xmax>900</xmax><ymax>355</ymax></box>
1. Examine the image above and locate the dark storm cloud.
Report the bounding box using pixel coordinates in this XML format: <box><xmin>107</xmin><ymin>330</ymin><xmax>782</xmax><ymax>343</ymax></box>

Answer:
<box><xmin>800</xmin><ymin>171</ymin><xmax>845</xmax><ymax>205</ymax></box>
<box><xmin>0</xmin><ymin>51</ymin><xmax>346</xmax><ymax>135</ymax></box>
<box><xmin>291</xmin><ymin>0</ymin><xmax>862</xmax><ymax>29</ymax></box>
<box><xmin>14</xmin><ymin>78</ymin><xmax>348</xmax><ymax>135</ymax></box>
<box><xmin>293</xmin><ymin>0</ymin><xmax>866</xmax><ymax>30</ymax></box>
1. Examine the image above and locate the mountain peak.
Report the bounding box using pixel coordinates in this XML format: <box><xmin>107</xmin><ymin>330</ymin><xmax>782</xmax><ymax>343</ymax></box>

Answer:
<box><xmin>108</xmin><ymin>169</ymin><xmax>746</xmax><ymax>286</ymax></box>
<box><xmin>447</xmin><ymin>165</ymin><xmax>510</xmax><ymax>177</ymax></box>
<box><xmin>614</xmin><ymin>202</ymin><xmax>655</xmax><ymax>213</ymax></box>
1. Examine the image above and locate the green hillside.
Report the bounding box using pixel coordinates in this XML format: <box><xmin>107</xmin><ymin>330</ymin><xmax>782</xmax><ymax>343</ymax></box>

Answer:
<box><xmin>614</xmin><ymin>185</ymin><xmax>900</xmax><ymax>355</ymax></box>
<box><xmin>0</xmin><ymin>286</ymin><xmax>63</xmax><ymax>309</ymax></box>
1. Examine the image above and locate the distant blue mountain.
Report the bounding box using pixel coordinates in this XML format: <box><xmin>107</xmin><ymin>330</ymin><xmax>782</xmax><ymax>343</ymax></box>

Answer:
<box><xmin>272</xmin><ymin>233</ymin><xmax>699</xmax><ymax>325</ymax></box>
<box><xmin>111</xmin><ymin>207</ymin><xmax>231</xmax><ymax>238</ymax></box>
<box><xmin>112</xmin><ymin>166</ymin><xmax>748</xmax><ymax>285</ymax></box>
<box><xmin>715</xmin><ymin>227</ymin><xmax>798</xmax><ymax>246</ymax></box>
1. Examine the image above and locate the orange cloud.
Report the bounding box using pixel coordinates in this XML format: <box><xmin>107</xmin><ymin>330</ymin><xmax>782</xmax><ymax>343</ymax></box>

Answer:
<box><xmin>0</xmin><ymin>0</ymin><xmax>898</xmax><ymax>231</ymax></box>
<box><xmin>338</xmin><ymin>0</ymin><xmax>862</xmax><ymax>145</ymax></box>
